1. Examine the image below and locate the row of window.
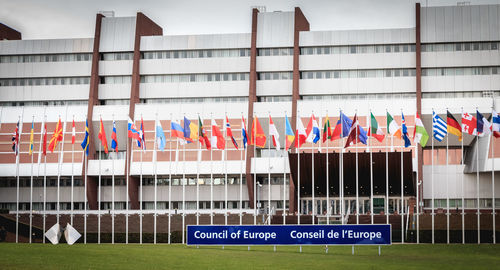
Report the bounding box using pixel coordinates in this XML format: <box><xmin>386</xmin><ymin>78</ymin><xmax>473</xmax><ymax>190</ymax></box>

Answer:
<box><xmin>423</xmin><ymin>198</ymin><xmax>500</xmax><ymax>208</ymax></box>
<box><xmin>0</xmin><ymin>76</ymin><xmax>90</xmax><ymax>87</ymax></box>
<box><xmin>300</xmin><ymin>44</ymin><xmax>416</xmax><ymax>55</ymax></box>
<box><xmin>140</xmin><ymin>73</ymin><xmax>249</xmax><ymax>83</ymax></box>
<box><xmin>0</xmin><ymin>53</ymin><xmax>92</xmax><ymax>64</ymax></box>
<box><xmin>422</xmin><ymin>66</ymin><xmax>499</xmax><ymax>76</ymax></box>
<box><xmin>0</xmin><ymin>178</ymin><xmax>84</xmax><ymax>188</ymax></box>
<box><xmin>142</xmin><ymin>97</ymin><xmax>248</xmax><ymax>104</ymax></box>
<box><xmin>302</xmin><ymin>93</ymin><xmax>417</xmax><ymax>101</ymax></box>
<box><xmin>301</xmin><ymin>69</ymin><xmax>416</xmax><ymax>79</ymax></box>
<box><xmin>258</xmin><ymin>72</ymin><xmax>293</xmax><ymax>80</ymax></box>
<box><xmin>258</xmin><ymin>48</ymin><xmax>294</xmax><ymax>56</ymax></box>
<box><xmin>102</xmin><ymin>52</ymin><xmax>133</xmax><ymax>61</ymax></box>
<box><xmin>142</xmin><ymin>49</ymin><xmax>251</xmax><ymax>60</ymax></box>
<box><xmin>422</xmin><ymin>91</ymin><xmax>499</xmax><ymax>99</ymax></box>
<box><xmin>422</xmin><ymin>41</ymin><xmax>499</xmax><ymax>52</ymax></box>
<box><xmin>0</xmin><ymin>100</ymin><xmax>89</xmax><ymax>107</ymax></box>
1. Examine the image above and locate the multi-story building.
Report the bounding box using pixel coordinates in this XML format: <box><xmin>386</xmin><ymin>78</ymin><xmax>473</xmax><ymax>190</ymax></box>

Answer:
<box><xmin>0</xmin><ymin>3</ymin><xmax>498</xmax><ymax>243</ymax></box>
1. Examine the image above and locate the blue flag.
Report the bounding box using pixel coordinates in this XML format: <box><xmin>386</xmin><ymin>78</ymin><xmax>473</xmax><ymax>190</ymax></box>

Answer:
<box><xmin>81</xmin><ymin>119</ymin><xmax>90</xmax><ymax>156</ymax></box>
<box><xmin>340</xmin><ymin>112</ymin><xmax>352</xmax><ymax>138</ymax></box>
<box><xmin>401</xmin><ymin>113</ymin><xmax>411</xmax><ymax>147</ymax></box>
<box><xmin>156</xmin><ymin>120</ymin><xmax>166</xmax><ymax>151</ymax></box>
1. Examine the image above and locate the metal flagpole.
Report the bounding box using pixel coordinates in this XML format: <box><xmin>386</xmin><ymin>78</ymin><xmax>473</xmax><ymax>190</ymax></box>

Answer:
<box><xmin>254</xmin><ymin>114</ymin><xmax>257</xmax><ymax>225</ymax></box>
<box><xmin>71</xmin><ymin>116</ymin><xmax>75</xmax><ymax>226</ymax></box>
<box><xmin>168</xmin><ymin>114</ymin><xmax>173</xmax><ymax>244</ymax></box>
<box><xmin>355</xmin><ymin>111</ymin><xmax>359</xmax><ymax>225</ymax></box>
<box><xmin>326</xmin><ymin>112</ymin><xmax>330</xmax><ymax>225</ymax></box>
<box><xmin>30</xmin><ymin>115</ymin><xmax>34</xmax><ymax>243</ymax></box>
<box><xmin>268</xmin><ymin>112</ymin><xmax>271</xmax><ymax>223</ymax></box>
<box><xmin>41</xmin><ymin>113</ymin><xmax>47</xmax><ymax>244</ymax></box>
<box><xmin>284</xmin><ymin>112</ymin><xmax>288</xmax><ymax>225</ymax></box>
<box><xmin>98</xmin><ymin>116</ymin><xmax>102</xmax><ymax>244</ymax></box>
<box><xmin>312</xmin><ymin>112</ymin><xmax>316</xmax><ymax>225</ymax></box>
<box><xmin>125</xmin><ymin>116</ymin><xmax>129</xmax><ymax>244</ymax></box>
<box><xmin>196</xmin><ymin>114</ymin><xmax>201</xmax><ymax>226</ymax></box>
<box><xmin>182</xmin><ymin>124</ymin><xmax>186</xmax><ymax>244</ymax></box>
<box><xmin>416</xmin><ymin>122</ymin><xmax>420</xmax><ymax>244</ymax></box>
<box><xmin>57</xmin><ymin>108</ymin><xmax>68</xmax><ymax>227</ymax></box>
<box><xmin>400</xmin><ymin>110</ymin><xmax>404</xmax><ymax>244</ymax></box>
<box><xmin>461</xmin><ymin>107</ymin><xmax>465</xmax><ymax>244</ymax></box>
<box><xmin>240</xmin><ymin>112</ymin><xmax>244</xmax><ymax>225</ymax></box>
<box><xmin>297</xmin><ymin>111</ymin><xmax>301</xmax><ymax>225</ymax></box>
<box><xmin>476</xmin><ymin>108</ymin><xmax>480</xmax><ymax>244</ymax></box>
<box><xmin>492</xmin><ymin>108</ymin><xmax>496</xmax><ymax>244</ymax></box>
<box><xmin>111</xmin><ymin>115</ymin><xmax>115</xmax><ymax>244</ymax></box>
<box><xmin>140</xmin><ymin>116</ymin><xmax>143</xmax><ymax>245</ymax></box>
<box><xmin>385</xmin><ymin>110</ymin><xmax>389</xmax><ymax>225</ymax></box>
<box><xmin>225</xmin><ymin>114</ymin><xmax>228</xmax><ymax>226</ymax></box>
<box><xmin>154</xmin><ymin>113</ymin><xmax>158</xmax><ymax>244</ymax></box>
<box><xmin>210</xmin><ymin>113</ymin><xmax>214</xmax><ymax>225</ymax></box>
<box><xmin>16</xmin><ymin>110</ymin><xmax>24</xmax><ymax>243</ymax></box>
<box><xmin>431</xmin><ymin>110</ymin><xmax>435</xmax><ymax>244</ymax></box>
<box><xmin>369</xmin><ymin>112</ymin><xmax>374</xmax><ymax>224</ymax></box>
<box><xmin>84</xmin><ymin>140</ymin><xmax>87</xmax><ymax>244</ymax></box>
<box><xmin>446</xmin><ymin>114</ymin><xmax>450</xmax><ymax>244</ymax></box>
<box><xmin>340</xmin><ymin>109</ymin><xmax>344</xmax><ymax>225</ymax></box>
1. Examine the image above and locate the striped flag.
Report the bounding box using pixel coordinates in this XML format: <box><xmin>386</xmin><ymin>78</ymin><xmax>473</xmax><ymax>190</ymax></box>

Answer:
<box><xmin>432</xmin><ymin>111</ymin><xmax>447</xmax><ymax>142</ymax></box>
<box><xmin>12</xmin><ymin>120</ymin><xmax>19</xmax><ymax>156</ymax></box>
<box><xmin>305</xmin><ymin>114</ymin><xmax>320</xmax><ymax>144</ymax></box>
<box><xmin>368</xmin><ymin>112</ymin><xmax>385</xmax><ymax>142</ymax></box>
<box><xmin>285</xmin><ymin>115</ymin><xmax>295</xmax><ymax>151</ymax></box>
<box><xmin>42</xmin><ymin>120</ymin><xmax>47</xmax><ymax>156</ymax></box>
<box><xmin>413</xmin><ymin>113</ymin><xmax>429</xmax><ymax>147</ymax></box>
<box><xmin>493</xmin><ymin>110</ymin><xmax>500</xmax><ymax>138</ymax></box>
<box><xmin>198</xmin><ymin>116</ymin><xmax>211</xmax><ymax>150</ymax></box>
<box><xmin>29</xmin><ymin>120</ymin><xmax>34</xmax><ymax>155</ymax></box>
<box><xmin>111</xmin><ymin>120</ymin><xmax>118</xmax><ymax>152</ymax></box>
<box><xmin>401</xmin><ymin>113</ymin><xmax>411</xmax><ymax>147</ymax></box>
<box><xmin>269</xmin><ymin>115</ymin><xmax>280</xmax><ymax>150</ymax></box>
<box><xmin>322</xmin><ymin>115</ymin><xmax>332</xmax><ymax>143</ymax></box>
<box><xmin>446</xmin><ymin>110</ymin><xmax>462</xmax><ymax>141</ymax></box>
<box><xmin>71</xmin><ymin>119</ymin><xmax>76</xmax><ymax>144</ymax></box>
<box><xmin>386</xmin><ymin>112</ymin><xmax>401</xmax><ymax>138</ymax></box>
<box><xmin>226</xmin><ymin>116</ymin><xmax>238</xmax><ymax>149</ymax></box>
<box><xmin>241</xmin><ymin>117</ymin><xmax>248</xmax><ymax>149</ymax></box>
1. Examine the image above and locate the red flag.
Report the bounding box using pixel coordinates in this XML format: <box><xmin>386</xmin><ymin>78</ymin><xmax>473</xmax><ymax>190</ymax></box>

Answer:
<box><xmin>211</xmin><ymin>119</ymin><xmax>225</xmax><ymax>150</ymax></box>
<box><xmin>48</xmin><ymin>118</ymin><xmax>63</xmax><ymax>152</ymax></box>
<box><xmin>461</xmin><ymin>112</ymin><xmax>477</xmax><ymax>135</ymax></box>
<box><xmin>251</xmin><ymin>117</ymin><xmax>267</xmax><ymax>148</ymax></box>
<box><xmin>198</xmin><ymin>116</ymin><xmax>211</xmax><ymax>150</ymax></box>
<box><xmin>42</xmin><ymin>122</ymin><xmax>47</xmax><ymax>156</ymax></box>
<box><xmin>226</xmin><ymin>116</ymin><xmax>238</xmax><ymax>149</ymax></box>
<box><xmin>71</xmin><ymin>119</ymin><xmax>76</xmax><ymax>144</ymax></box>
<box><xmin>98</xmin><ymin>118</ymin><xmax>109</xmax><ymax>154</ymax></box>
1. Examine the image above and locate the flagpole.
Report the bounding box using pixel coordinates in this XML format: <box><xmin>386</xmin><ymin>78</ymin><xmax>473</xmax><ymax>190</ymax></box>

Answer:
<box><xmin>355</xmin><ymin>111</ymin><xmax>359</xmax><ymax>225</ymax></box>
<box><xmin>98</xmin><ymin>116</ymin><xmax>102</xmax><ymax>244</ymax></box>
<box><xmin>369</xmin><ymin>112</ymin><xmax>374</xmax><ymax>224</ymax></box>
<box><xmin>210</xmin><ymin>113</ymin><xmax>214</xmax><ymax>225</ymax></box>
<box><xmin>326</xmin><ymin>112</ymin><xmax>330</xmax><ymax>225</ymax></box>
<box><xmin>446</xmin><ymin>109</ymin><xmax>450</xmax><ymax>245</ymax></box>
<box><xmin>111</xmin><ymin>115</ymin><xmax>115</xmax><ymax>244</ymax></box>
<box><xmin>71</xmin><ymin>116</ymin><xmax>75</xmax><ymax>227</ymax></box>
<box><xmin>84</xmin><ymin>138</ymin><xmax>87</xmax><ymax>244</ymax></box>
<box><xmin>16</xmin><ymin>110</ymin><xmax>24</xmax><ymax>243</ymax></box>
<box><xmin>492</xmin><ymin>107</ymin><xmax>496</xmax><ymax>244</ymax></box>
<box><xmin>140</xmin><ymin>116</ymin><xmax>143</xmax><ymax>245</ymax></box>
<box><xmin>312</xmin><ymin>111</ymin><xmax>316</xmax><ymax>224</ymax></box>
<box><xmin>58</xmin><ymin>107</ymin><xmax>68</xmax><ymax>227</ymax></box>
<box><xmin>268</xmin><ymin>112</ymin><xmax>271</xmax><ymax>222</ymax></box>
<box><xmin>168</xmin><ymin>114</ymin><xmax>173</xmax><ymax>244</ymax></box>
<box><xmin>30</xmin><ymin>115</ymin><xmax>34</xmax><ymax>243</ymax></box>
<box><xmin>154</xmin><ymin>113</ymin><xmax>158</xmax><ymax>244</ymax></box>
<box><xmin>42</xmin><ymin>114</ymin><xmax>47</xmax><ymax>243</ymax></box>
<box><xmin>196</xmin><ymin>114</ymin><xmax>201</xmax><ymax>226</ymax></box>
<box><xmin>476</xmin><ymin>108</ymin><xmax>480</xmax><ymax>244</ymax></box>
<box><xmin>125</xmin><ymin>116</ymin><xmax>129</xmax><ymax>245</ymax></box>
<box><xmin>431</xmin><ymin>109</ymin><xmax>435</xmax><ymax>244</ymax></box>
<box><xmin>240</xmin><ymin>112</ymin><xmax>245</xmax><ymax>225</ymax></box>
<box><xmin>461</xmin><ymin>107</ymin><xmax>465</xmax><ymax>244</ymax></box>
<box><xmin>297</xmin><ymin>111</ymin><xmax>301</xmax><ymax>225</ymax></box>
<box><xmin>385</xmin><ymin>110</ymin><xmax>389</xmax><ymax>225</ymax></box>
<box><xmin>340</xmin><ymin>109</ymin><xmax>344</xmax><ymax>225</ymax></box>
<box><xmin>416</xmin><ymin>119</ymin><xmax>420</xmax><ymax>244</ymax></box>
<box><xmin>35</xmin><ymin>108</ymin><xmax>44</xmax><ymax>242</ymax></box>
<box><xmin>225</xmin><ymin>113</ymin><xmax>228</xmax><ymax>226</ymax></box>
<box><xmin>400</xmin><ymin>110</ymin><xmax>404</xmax><ymax>244</ymax></box>
<box><xmin>253</xmin><ymin>114</ymin><xmax>257</xmax><ymax>225</ymax></box>
<box><xmin>284</xmin><ymin>112</ymin><xmax>288</xmax><ymax>225</ymax></box>
<box><xmin>182</xmin><ymin>118</ymin><xmax>186</xmax><ymax>245</ymax></box>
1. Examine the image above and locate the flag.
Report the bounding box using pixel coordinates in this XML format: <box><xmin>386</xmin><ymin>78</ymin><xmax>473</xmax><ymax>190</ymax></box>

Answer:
<box><xmin>111</xmin><ymin>120</ymin><xmax>118</xmax><ymax>153</ymax></box>
<box><xmin>493</xmin><ymin>110</ymin><xmax>500</xmax><ymax>138</ymax></box>
<box><xmin>71</xmin><ymin>119</ymin><xmax>76</xmax><ymax>144</ymax></box>
<box><xmin>225</xmin><ymin>116</ymin><xmax>238</xmax><ymax>149</ymax></box>
<box><xmin>295</xmin><ymin>116</ymin><xmax>307</xmax><ymax>148</ymax></box>
<box><xmin>12</xmin><ymin>120</ymin><xmax>19</xmax><ymax>156</ymax></box>
<box><xmin>251</xmin><ymin>117</ymin><xmax>266</xmax><ymax>148</ymax></box>
<box><xmin>285</xmin><ymin>115</ymin><xmax>295</xmax><ymax>151</ymax></box>
<box><xmin>413</xmin><ymin>113</ymin><xmax>429</xmax><ymax>147</ymax></box>
<box><xmin>386</xmin><ymin>112</ymin><xmax>401</xmax><ymax>138</ymax></box>
<box><xmin>48</xmin><ymin>118</ymin><xmax>63</xmax><ymax>152</ymax></box>
<box><xmin>29</xmin><ymin>120</ymin><xmax>34</xmax><ymax>155</ymax></box>
<box><xmin>211</xmin><ymin>119</ymin><xmax>225</xmax><ymax>150</ymax></box>
<box><xmin>183</xmin><ymin>116</ymin><xmax>199</xmax><ymax>143</ymax></box>
<box><xmin>305</xmin><ymin>114</ymin><xmax>320</xmax><ymax>144</ymax></box>
<box><xmin>198</xmin><ymin>116</ymin><xmax>211</xmax><ymax>150</ymax></box>
<box><xmin>98</xmin><ymin>118</ymin><xmax>109</xmax><ymax>154</ymax></box>
<box><xmin>42</xmin><ymin>120</ymin><xmax>47</xmax><ymax>156</ymax></box>
<box><xmin>446</xmin><ymin>111</ymin><xmax>462</xmax><ymax>141</ymax></box>
<box><xmin>401</xmin><ymin>113</ymin><xmax>411</xmax><ymax>147</ymax></box>
<box><xmin>81</xmin><ymin>119</ymin><xmax>90</xmax><ymax>156</ymax></box>
<box><xmin>241</xmin><ymin>117</ymin><xmax>248</xmax><ymax>149</ymax></box>
<box><xmin>368</xmin><ymin>113</ymin><xmax>385</xmax><ymax>142</ymax></box>
<box><xmin>171</xmin><ymin>120</ymin><xmax>185</xmax><ymax>140</ymax></box>
<box><xmin>322</xmin><ymin>115</ymin><xmax>332</xmax><ymax>143</ymax></box>
<box><xmin>477</xmin><ymin>110</ymin><xmax>485</xmax><ymax>136</ymax></box>
<box><xmin>344</xmin><ymin>114</ymin><xmax>367</xmax><ymax>148</ymax></box>
<box><xmin>331</xmin><ymin>112</ymin><xmax>353</xmax><ymax>141</ymax></box>
<box><xmin>128</xmin><ymin>118</ymin><xmax>141</xmax><ymax>142</ymax></box>
<box><xmin>156</xmin><ymin>120</ymin><xmax>166</xmax><ymax>151</ymax></box>
<box><xmin>269</xmin><ymin>115</ymin><xmax>280</xmax><ymax>150</ymax></box>
<box><xmin>139</xmin><ymin>117</ymin><xmax>146</xmax><ymax>150</ymax></box>
<box><xmin>432</xmin><ymin>111</ymin><xmax>447</xmax><ymax>142</ymax></box>
<box><xmin>461</xmin><ymin>112</ymin><xmax>477</xmax><ymax>136</ymax></box>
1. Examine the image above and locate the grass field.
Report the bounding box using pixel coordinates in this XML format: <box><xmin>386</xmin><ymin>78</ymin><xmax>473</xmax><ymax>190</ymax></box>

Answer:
<box><xmin>1</xmin><ymin>243</ymin><xmax>499</xmax><ymax>270</ymax></box>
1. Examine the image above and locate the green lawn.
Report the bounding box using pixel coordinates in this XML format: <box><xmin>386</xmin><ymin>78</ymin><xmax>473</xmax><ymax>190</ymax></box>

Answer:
<box><xmin>1</xmin><ymin>243</ymin><xmax>499</xmax><ymax>270</ymax></box>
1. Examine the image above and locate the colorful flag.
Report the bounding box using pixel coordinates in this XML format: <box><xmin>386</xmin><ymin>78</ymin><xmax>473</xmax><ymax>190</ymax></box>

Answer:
<box><xmin>322</xmin><ymin>115</ymin><xmax>332</xmax><ymax>143</ymax></box>
<box><xmin>368</xmin><ymin>113</ymin><xmax>385</xmax><ymax>142</ymax></box>
<box><xmin>331</xmin><ymin>112</ymin><xmax>353</xmax><ymax>141</ymax></box>
<box><xmin>251</xmin><ymin>117</ymin><xmax>266</xmax><ymax>148</ymax></box>
<box><xmin>81</xmin><ymin>119</ymin><xmax>90</xmax><ymax>156</ymax></box>
<box><xmin>98</xmin><ymin>118</ymin><xmax>109</xmax><ymax>154</ymax></box>
<box><xmin>413</xmin><ymin>113</ymin><xmax>429</xmax><ymax>147</ymax></box>
<box><xmin>183</xmin><ymin>116</ymin><xmax>199</xmax><ymax>143</ymax></box>
<box><xmin>386</xmin><ymin>112</ymin><xmax>401</xmax><ymax>138</ymax></box>
<box><xmin>269</xmin><ymin>115</ymin><xmax>280</xmax><ymax>150</ymax></box>
<box><xmin>461</xmin><ymin>112</ymin><xmax>477</xmax><ymax>135</ymax></box>
<box><xmin>480</xmin><ymin>113</ymin><xmax>492</xmax><ymax>137</ymax></box>
<box><xmin>295</xmin><ymin>116</ymin><xmax>307</xmax><ymax>148</ymax></box>
<box><xmin>29</xmin><ymin>120</ymin><xmax>34</xmax><ymax>155</ymax></box>
<box><xmin>285</xmin><ymin>115</ymin><xmax>295</xmax><ymax>151</ymax></box>
<box><xmin>171</xmin><ymin>120</ymin><xmax>184</xmax><ymax>139</ymax></box>
<box><xmin>156</xmin><ymin>120</ymin><xmax>166</xmax><ymax>151</ymax></box>
<box><xmin>198</xmin><ymin>116</ymin><xmax>211</xmax><ymax>150</ymax></box>
<box><xmin>71</xmin><ymin>119</ymin><xmax>76</xmax><ymax>144</ymax></box>
<box><xmin>344</xmin><ymin>114</ymin><xmax>367</xmax><ymax>148</ymax></box>
<box><xmin>493</xmin><ymin>110</ymin><xmax>500</xmax><ymax>138</ymax></box>
<box><xmin>42</xmin><ymin>120</ymin><xmax>47</xmax><ymax>156</ymax></box>
<box><xmin>305</xmin><ymin>114</ymin><xmax>320</xmax><ymax>144</ymax></box>
<box><xmin>226</xmin><ymin>116</ymin><xmax>238</xmax><ymax>149</ymax></box>
<box><xmin>446</xmin><ymin>111</ymin><xmax>462</xmax><ymax>141</ymax></box>
<box><xmin>48</xmin><ymin>118</ymin><xmax>63</xmax><ymax>152</ymax></box>
<box><xmin>12</xmin><ymin>120</ymin><xmax>19</xmax><ymax>156</ymax></box>
<box><xmin>139</xmin><ymin>117</ymin><xmax>146</xmax><ymax>150</ymax></box>
<box><xmin>211</xmin><ymin>119</ymin><xmax>225</xmax><ymax>150</ymax></box>
<box><xmin>432</xmin><ymin>111</ymin><xmax>447</xmax><ymax>142</ymax></box>
<box><xmin>241</xmin><ymin>117</ymin><xmax>248</xmax><ymax>149</ymax></box>
<box><xmin>476</xmin><ymin>110</ymin><xmax>485</xmax><ymax>136</ymax></box>
<box><xmin>111</xmin><ymin>120</ymin><xmax>118</xmax><ymax>152</ymax></box>
<box><xmin>128</xmin><ymin>118</ymin><xmax>141</xmax><ymax>142</ymax></box>
<box><xmin>401</xmin><ymin>113</ymin><xmax>411</xmax><ymax>147</ymax></box>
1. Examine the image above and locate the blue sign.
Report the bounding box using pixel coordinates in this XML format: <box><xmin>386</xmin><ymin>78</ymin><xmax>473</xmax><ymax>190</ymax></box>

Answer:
<box><xmin>187</xmin><ymin>224</ymin><xmax>391</xmax><ymax>246</ymax></box>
